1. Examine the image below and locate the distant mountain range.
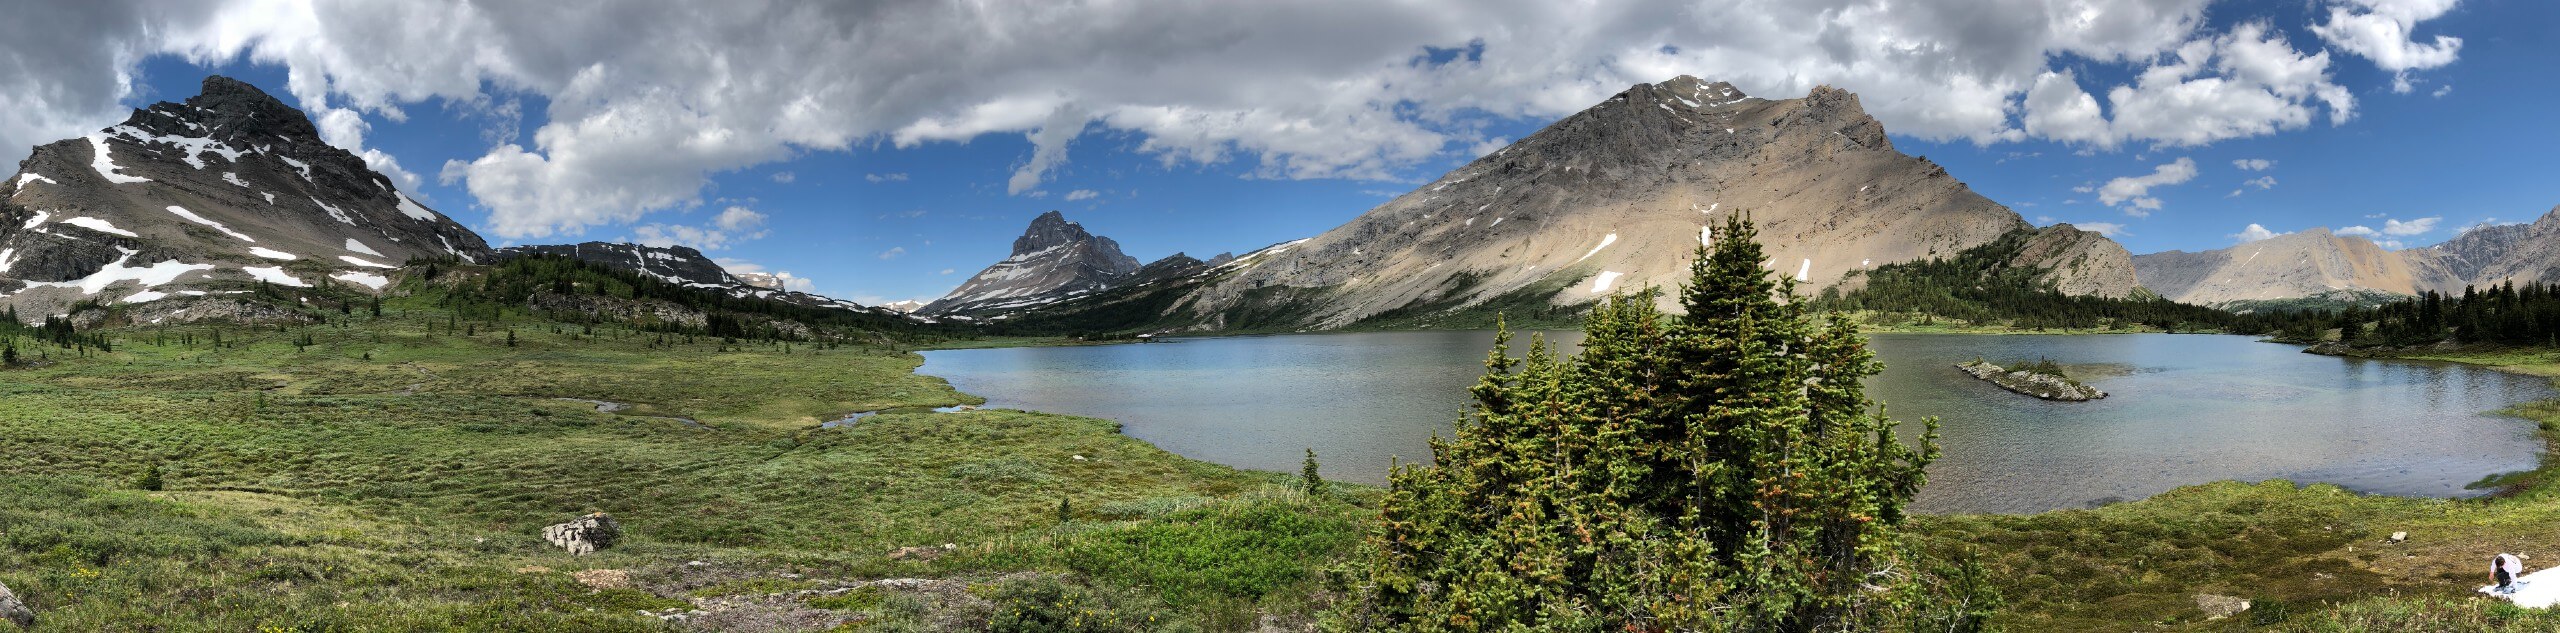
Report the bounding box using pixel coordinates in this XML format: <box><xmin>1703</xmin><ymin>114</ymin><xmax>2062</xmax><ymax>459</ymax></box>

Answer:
<box><xmin>2134</xmin><ymin>208</ymin><xmax>2560</xmax><ymax>308</ymax></box>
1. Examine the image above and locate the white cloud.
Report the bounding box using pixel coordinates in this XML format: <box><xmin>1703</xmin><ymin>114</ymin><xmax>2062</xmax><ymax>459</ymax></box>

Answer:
<box><xmin>865</xmin><ymin>172</ymin><xmax>908</xmax><ymax>183</ymax></box>
<box><xmin>2233</xmin><ymin>158</ymin><xmax>2274</xmax><ymax>171</ymax></box>
<box><xmin>939</xmin><ymin>268</ymin><xmax>956</xmax><ymax>275</ymax></box>
<box><xmin>2231</xmin><ymin>223</ymin><xmax>2283</xmax><ymax>243</ymax></box>
<box><xmin>2097</xmin><ymin>157</ymin><xmax>2197</xmax><ymax>216</ymax></box>
<box><xmin>2311</xmin><ymin>0</ymin><xmax>2464</xmax><ymax>93</ymax></box>
<box><xmin>2431</xmin><ymin>85</ymin><xmax>2452</xmax><ymax>98</ymax></box>
<box><xmin>714</xmin><ymin>259</ymin><xmax>817</xmax><ymax>292</ymax></box>
<box><xmin>1064</xmin><ymin>189</ymin><xmax>1100</xmax><ymax>201</ymax></box>
<box><xmin>770</xmin><ymin>171</ymin><xmax>794</xmax><ymax>183</ymax></box>
<box><xmin>2074</xmin><ymin>222</ymin><xmax>2130</xmax><ymax>237</ymax></box>
<box><xmin>2338</xmin><ymin>218</ymin><xmax>2433</xmax><ymax>246</ymax></box>
<box><xmin>2383</xmin><ymin>216</ymin><xmax>2439</xmax><ymax>235</ymax></box>
<box><xmin>877</xmin><ymin>246</ymin><xmax>906</xmax><ymax>260</ymax></box>
<box><xmin>2225</xmin><ymin>175</ymin><xmax>2279</xmax><ymax>197</ymax></box>
<box><xmin>630</xmin><ymin>205</ymin><xmax>768</xmax><ymax>250</ymax></box>
<box><xmin>0</xmin><ymin>0</ymin><xmax>2463</xmax><ymax>238</ymax></box>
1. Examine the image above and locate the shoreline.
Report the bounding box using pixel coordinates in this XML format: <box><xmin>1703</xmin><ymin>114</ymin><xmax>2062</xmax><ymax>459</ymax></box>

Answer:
<box><xmin>909</xmin><ymin>331</ymin><xmax>2560</xmax><ymax>515</ymax></box>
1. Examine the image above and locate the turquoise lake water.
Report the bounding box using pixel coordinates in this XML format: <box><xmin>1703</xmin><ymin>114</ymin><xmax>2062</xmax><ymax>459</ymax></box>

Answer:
<box><xmin>921</xmin><ymin>331</ymin><xmax>2555</xmax><ymax>513</ymax></box>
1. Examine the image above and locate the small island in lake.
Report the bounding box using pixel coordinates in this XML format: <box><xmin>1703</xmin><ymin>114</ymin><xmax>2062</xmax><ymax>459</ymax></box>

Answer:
<box><xmin>1956</xmin><ymin>358</ymin><xmax>2109</xmax><ymax>401</ymax></box>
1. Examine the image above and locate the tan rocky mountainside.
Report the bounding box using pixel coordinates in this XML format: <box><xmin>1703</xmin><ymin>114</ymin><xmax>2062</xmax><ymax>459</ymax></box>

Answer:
<box><xmin>1168</xmin><ymin>76</ymin><xmax>2137</xmax><ymax>329</ymax></box>
<box><xmin>2131</xmin><ymin>208</ymin><xmax>2560</xmax><ymax>308</ymax></box>
<box><xmin>2131</xmin><ymin>228</ymin><xmax>2464</xmax><ymax>306</ymax></box>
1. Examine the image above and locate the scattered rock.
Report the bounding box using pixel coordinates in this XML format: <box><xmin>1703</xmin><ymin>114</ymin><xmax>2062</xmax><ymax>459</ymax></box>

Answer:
<box><xmin>573</xmin><ymin>568</ymin><xmax>630</xmax><ymax>590</ymax></box>
<box><xmin>0</xmin><ymin>580</ymin><xmax>30</xmax><ymax>628</ymax></box>
<box><xmin>685</xmin><ymin>560</ymin><xmax>709</xmax><ymax>567</ymax></box>
<box><xmin>2194</xmin><ymin>594</ymin><xmax>2251</xmax><ymax>619</ymax></box>
<box><xmin>2388</xmin><ymin>531</ymin><xmax>2408</xmax><ymax>544</ymax></box>
<box><xmin>541</xmin><ymin>512</ymin><xmax>622</xmax><ymax>555</ymax></box>
<box><xmin>1071</xmin><ymin>454</ymin><xmax>1087</xmax><ymax>461</ymax></box>
<box><xmin>887</xmin><ymin>546</ymin><xmax>945</xmax><ymax>561</ymax></box>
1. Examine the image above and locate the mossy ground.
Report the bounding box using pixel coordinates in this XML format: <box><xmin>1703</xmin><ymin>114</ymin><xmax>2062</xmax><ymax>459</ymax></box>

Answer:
<box><xmin>0</xmin><ymin>284</ymin><xmax>1371</xmax><ymax>631</ymax></box>
<box><xmin>8</xmin><ymin>272</ymin><xmax>2560</xmax><ymax>631</ymax></box>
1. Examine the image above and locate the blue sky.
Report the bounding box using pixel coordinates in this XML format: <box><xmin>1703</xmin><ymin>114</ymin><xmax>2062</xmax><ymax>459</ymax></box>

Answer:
<box><xmin>16</xmin><ymin>0</ymin><xmax>2553</xmax><ymax>305</ymax></box>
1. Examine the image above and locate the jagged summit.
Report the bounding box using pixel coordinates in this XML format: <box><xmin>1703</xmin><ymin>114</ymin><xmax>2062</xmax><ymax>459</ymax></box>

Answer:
<box><xmin>925</xmin><ymin>211</ymin><xmax>1142</xmax><ymax>315</ymax></box>
<box><xmin>0</xmin><ymin>74</ymin><xmax>490</xmax><ymax>321</ymax></box>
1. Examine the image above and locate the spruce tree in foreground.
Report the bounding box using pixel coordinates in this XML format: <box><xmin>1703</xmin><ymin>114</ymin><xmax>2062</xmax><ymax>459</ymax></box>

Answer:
<box><xmin>1334</xmin><ymin>215</ymin><xmax>1969</xmax><ymax>631</ymax></box>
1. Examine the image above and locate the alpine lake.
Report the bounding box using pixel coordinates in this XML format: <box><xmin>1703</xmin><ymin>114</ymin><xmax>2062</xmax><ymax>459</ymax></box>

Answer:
<box><xmin>921</xmin><ymin>331</ymin><xmax>2556</xmax><ymax>514</ymax></box>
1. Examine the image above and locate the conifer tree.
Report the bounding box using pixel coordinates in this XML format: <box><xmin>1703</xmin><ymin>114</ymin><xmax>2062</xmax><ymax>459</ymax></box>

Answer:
<box><xmin>1335</xmin><ymin>215</ymin><xmax>1962</xmax><ymax>631</ymax></box>
<box><xmin>1301</xmin><ymin>448</ymin><xmax>1325</xmax><ymax>496</ymax></box>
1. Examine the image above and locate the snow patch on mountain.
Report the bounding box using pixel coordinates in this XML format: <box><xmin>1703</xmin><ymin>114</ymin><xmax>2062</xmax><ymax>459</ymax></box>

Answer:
<box><xmin>166</xmin><ymin>205</ymin><xmax>256</xmax><ymax>241</ymax></box>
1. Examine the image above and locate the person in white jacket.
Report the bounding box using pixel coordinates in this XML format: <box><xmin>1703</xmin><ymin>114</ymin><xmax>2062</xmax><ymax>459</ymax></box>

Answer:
<box><xmin>2495</xmin><ymin>554</ymin><xmax>2525</xmax><ymax>594</ymax></box>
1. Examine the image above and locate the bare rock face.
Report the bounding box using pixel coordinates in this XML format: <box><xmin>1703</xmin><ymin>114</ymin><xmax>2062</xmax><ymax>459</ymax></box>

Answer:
<box><xmin>2129</xmin><ymin>206</ymin><xmax>2560</xmax><ymax>306</ymax></box>
<box><xmin>2132</xmin><ymin>229</ymin><xmax>2465</xmax><ymax>306</ymax></box>
<box><xmin>925</xmin><ymin>211</ymin><xmax>1141</xmax><ymax>315</ymax></box>
<box><xmin>1171</xmin><ymin>76</ymin><xmax>2053</xmax><ymax>329</ymax></box>
<box><xmin>0</xmin><ymin>75</ymin><xmax>491</xmax><ymax>320</ymax></box>
<box><xmin>542</xmin><ymin>512</ymin><xmax>622</xmax><ymax>555</ymax></box>
<box><xmin>0</xmin><ymin>579</ymin><xmax>30</xmax><ymax>628</ymax></box>
<box><xmin>2409</xmin><ymin>206</ymin><xmax>2560</xmax><ymax>287</ymax></box>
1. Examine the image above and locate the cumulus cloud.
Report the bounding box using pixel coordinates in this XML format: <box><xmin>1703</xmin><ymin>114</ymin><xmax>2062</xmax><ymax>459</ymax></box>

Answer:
<box><xmin>2232</xmin><ymin>223</ymin><xmax>2284</xmax><ymax>243</ymax></box>
<box><xmin>2311</xmin><ymin>0</ymin><xmax>2464</xmax><ymax>93</ymax></box>
<box><xmin>1063</xmin><ymin>189</ymin><xmax>1099</xmax><ymax>201</ymax></box>
<box><xmin>0</xmin><ymin>0</ymin><xmax>2466</xmax><ymax>238</ymax></box>
<box><xmin>865</xmin><ymin>172</ymin><xmax>908</xmax><ymax>183</ymax></box>
<box><xmin>630</xmin><ymin>205</ymin><xmax>768</xmax><ymax>250</ymax></box>
<box><xmin>2339</xmin><ymin>215</ymin><xmax>2440</xmax><ymax>239</ymax></box>
<box><xmin>2098</xmin><ymin>157</ymin><xmax>2198</xmax><ymax>216</ymax></box>
<box><xmin>770</xmin><ymin>171</ymin><xmax>794</xmax><ymax>183</ymax></box>
<box><xmin>877</xmin><ymin>246</ymin><xmax>906</xmax><ymax>260</ymax></box>
<box><xmin>2233</xmin><ymin>158</ymin><xmax>2274</xmax><ymax>171</ymax></box>
<box><xmin>2074</xmin><ymin>222</ymin><xmax>2131</xmax><ymax>237</ymax></box>
<box><xmin>939</xmin><ymin>268</ymin><xmax>956</xmax><ymax>275</ymax></box>
<box><xmin>714</xmin><ymin>259</ymin><xmax>817</xmax><ymax>292</ymax></box>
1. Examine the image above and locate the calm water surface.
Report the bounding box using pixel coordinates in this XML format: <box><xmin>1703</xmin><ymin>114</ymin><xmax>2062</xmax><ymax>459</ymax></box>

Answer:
<box><xmin>920</xmin><ymin>332</ymin><xmax>2555</xmax><ymax>514</ymax></box>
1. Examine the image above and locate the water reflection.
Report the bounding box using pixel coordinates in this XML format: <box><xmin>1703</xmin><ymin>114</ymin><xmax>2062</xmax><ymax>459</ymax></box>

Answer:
<box><xmin>920</xmin><ymin>332</ymin><xmax>2553</xmax><ymax>514</ymax></box>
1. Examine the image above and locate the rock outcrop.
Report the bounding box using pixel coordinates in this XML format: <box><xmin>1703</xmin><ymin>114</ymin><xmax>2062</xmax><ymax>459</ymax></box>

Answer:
<box><xmin>1956</xmin><ymin>360</ymin><xmax>2107</xmax><ymax>401</ymax></box>
<box><xmin>924</xmin><ymin>211</ymin><xmax>1141</xmax><ymax>315</ymax></box>
<box><xmin>0</xmin><ymin>579</ymin><xmax>31</xmax><ymax>628</ymax></box>
<box><xmin>0</xmin><ymin>75</ymin><xmax>491</xmax><ymax>320</ymax></box>
<box><xmin>541</xmin><ymin>512</ymin><xmax>622</xmax><ymax>555</ymax></box>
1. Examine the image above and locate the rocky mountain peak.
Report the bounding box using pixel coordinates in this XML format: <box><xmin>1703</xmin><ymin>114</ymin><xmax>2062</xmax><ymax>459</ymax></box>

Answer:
<box><xmin>926</xmin><ymin>211</ymin><xmax>1144</xmax><ymax>315</ymax></box>
<box><xmin>1012</xmin><ymin>210</ymin><xmax>1106</xmax><ymax>256</ymax></box>
<box><xmin>1154</xmin><ymin>77</ymin><xmax>2049</xmax><ymax>329</ymax></box>
<box><xmin>0</xmin><ymin>74</ymin><xmax>490</xmax><ymax>321</ymax></box>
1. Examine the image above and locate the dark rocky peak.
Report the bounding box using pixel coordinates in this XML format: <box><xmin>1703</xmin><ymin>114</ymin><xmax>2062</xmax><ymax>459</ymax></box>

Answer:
<box><xmin>1013</xmin><ymin>210</ymin><xmax>1101</xmax><ymax>256</ymax></box>
<box><xmin>109</xmin><ymin>75</ymin><xmax>399</xmax><ymax>198</ymax></box>
<box><xmin>1204</xmin><ymin>252</ymin><xmax>1237</xmax><ymax>267</ymax></box>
